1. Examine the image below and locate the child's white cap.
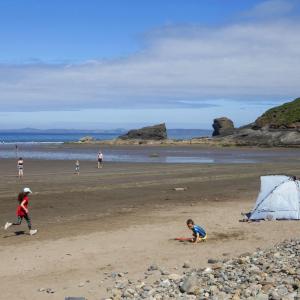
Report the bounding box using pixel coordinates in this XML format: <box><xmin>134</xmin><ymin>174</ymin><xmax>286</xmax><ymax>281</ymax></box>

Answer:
<box><xmin>23</xmin><ymin>187</ymin><xmax>32</xmax><ymax>194</ymax></box>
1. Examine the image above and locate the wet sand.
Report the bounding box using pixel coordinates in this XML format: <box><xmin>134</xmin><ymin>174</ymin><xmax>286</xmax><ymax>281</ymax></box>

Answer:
<box><xmin>1</xmin><ymin>153</ymin><xmax>300</xmax><ymax>299</ymax></box>
<box><xmin>2</xmin><ymin>142</ymin><xmax>300</xmax><ymax>163</ymax></box>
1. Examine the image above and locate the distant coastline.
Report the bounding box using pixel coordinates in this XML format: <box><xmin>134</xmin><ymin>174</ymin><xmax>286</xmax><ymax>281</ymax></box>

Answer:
<box><xmin>0</xmin><ymin>129</ymin><xmax>212</xmax><ymax>144</ymax></box>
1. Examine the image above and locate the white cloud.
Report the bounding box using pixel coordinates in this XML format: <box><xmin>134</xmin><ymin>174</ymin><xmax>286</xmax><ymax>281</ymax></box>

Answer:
<box><xmin>0</xmin><ymin>0</ymin><xmax>300</xmax><ymax>112</ymax></box>
<box><xmin>245</xmin><ymin>0</ymin><xmax>294</xmax><ymax>18</ymax></box>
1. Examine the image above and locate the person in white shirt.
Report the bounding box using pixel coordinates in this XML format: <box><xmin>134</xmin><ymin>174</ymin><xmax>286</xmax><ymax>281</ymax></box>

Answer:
<box><xmin>75</xmin><ymin>160</ymin><xmax>80</xmax><ymax>176</ymax></box>
<box><xmin>17</xmin><ymin>157</ymin><xmax>24</xmax><ymax>179</ymax></box>
<box><xmin>97</xmin><ymin>151</ymin><xmax>103</xmax><ymax>169</ymax></box>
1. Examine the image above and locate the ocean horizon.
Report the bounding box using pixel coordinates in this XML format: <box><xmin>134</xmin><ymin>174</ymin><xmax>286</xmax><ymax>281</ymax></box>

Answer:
<box><xmin>0</xmin><ymin>129</ymin><xmax>212</xmax><ymax>144</ymax></box>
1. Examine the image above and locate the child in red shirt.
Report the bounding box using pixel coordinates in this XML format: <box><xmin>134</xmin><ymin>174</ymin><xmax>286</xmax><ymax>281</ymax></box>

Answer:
<box><xmin>4</xmin><ymin>187</ymin><xmax>37</xmax><ymax>235</ymax></box>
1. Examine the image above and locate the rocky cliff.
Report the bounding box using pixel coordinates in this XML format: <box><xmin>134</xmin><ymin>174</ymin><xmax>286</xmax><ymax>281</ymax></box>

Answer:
<box><xmin>213</xmin><ymin>98</ymin><xmax>300</xmax><ymax>147</ymax></box>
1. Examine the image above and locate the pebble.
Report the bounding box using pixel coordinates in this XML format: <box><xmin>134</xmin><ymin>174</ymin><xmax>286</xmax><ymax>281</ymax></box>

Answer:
<box><xmin>255</xmin><ymin>292</ymin><xmax>269</xmax><ymax>300</ymax></box>
<box><xmin>115</xmin><ymin>282</ymin><xmax>127</xmax><ymax>289</ymax></box>
<box><xmin>143</xmin><ymin>285</ymin><xmax>152</xmax><ymax>291</ymax></box>
<box><xmin>180</xmin><ymin>274</ymin><xmax>200</xmax><ymax>295</ymax></box>
<box><xmin>46</xmin><ymin>288</ymin><xmax>55</xmax><ymax>294</ymax></box>
<box><xmin>168</xmin><ymin>273</ymin><xmax>182</xmax><ymax>281</ymax></box>
<box><xmin>160</xmin><ymin>269</ymin><xmax>170</xmax><ymax>275</ymax></box>
<box><xmin>203</xmin><ymin>267</ymin><xmax>212</xmax><ymax>274</ymax></box>
<box><xmin>38</xmin><ymin>287</ymin><xmax>55</xmax><ymax>294</ymax></box>
<box><xmin>122</xmin><ymin>288</ymin><xmax>135</xmax><ymax>297</ymax></box>
<box><xmin>183</xmin><ymin>262</ymin><xmax>191</xmax><ymax>269</ymax></box>
<box><xmin>160</xmin><ymin>279</ymin><xmax>171</xmax><ymax>288</ymax></box>
<box><xmin>148</xmin><ymin>264</ymin><xmax>159</xmax><ymax>271</ymax></box>
<box><xmin>106</xmin><ymin>239</ymin><xmax>300</xmax><ymax>300</ymax></box>
<box><xmin>111</xmin><ymin>288</ymin><xmax>122</xmax><ymax>299</ymax></box>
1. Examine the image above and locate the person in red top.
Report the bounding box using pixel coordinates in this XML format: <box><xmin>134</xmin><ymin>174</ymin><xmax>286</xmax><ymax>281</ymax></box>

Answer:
<box><xmin>4</xmin><ymin>187</ymin><xmax>37</xmax><ymax>235</ymax></box>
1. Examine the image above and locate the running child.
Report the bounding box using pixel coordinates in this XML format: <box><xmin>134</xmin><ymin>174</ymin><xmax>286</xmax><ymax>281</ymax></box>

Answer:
<box><xmin>75</xmin><ymin>160</ymin><xmax>80</xmax><ymax>175</ymax></box>
<box><xmin>4</xmin><ymin>187</ymin><xmax>38</xmax><ymax>236</ymax></box>
<box><xmin>17</xmin><ymin>157</ymin><xmax>24</xmax><ymax>178</ymax></box>
<box><xmin>186</xmin><ymin>219</ymin><xmax>206</xmax><ymax>243</ymax></box>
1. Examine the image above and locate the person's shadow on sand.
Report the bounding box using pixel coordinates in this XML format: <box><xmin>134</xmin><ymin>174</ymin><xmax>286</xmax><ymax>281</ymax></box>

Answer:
<box><xmin>14</xmin><ymin>230</ymin><xmax>26</xmax><ymax>235</ymax></box>
<box><xmin>170</xmin><ymin>238</ymin><xmax>194</xmax><ymax>245</ymax></box>
<box><xmin>2</xmin><ymin>230</ymin><xmax>27</xmax><ymax>238</ymax></box>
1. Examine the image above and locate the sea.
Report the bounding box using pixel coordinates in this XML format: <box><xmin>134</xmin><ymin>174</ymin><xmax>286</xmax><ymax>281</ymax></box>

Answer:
<box><xmin>0</xmin><ymin>129</ymin><xmax>211</xmax><ymax>144</ymax></box>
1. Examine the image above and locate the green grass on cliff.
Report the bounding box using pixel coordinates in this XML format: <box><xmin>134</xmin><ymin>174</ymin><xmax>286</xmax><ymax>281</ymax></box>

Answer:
<box><xmin>256</xmin><ymin>97</ymin><xmax>300</xmax><ymax>127</ymax></box>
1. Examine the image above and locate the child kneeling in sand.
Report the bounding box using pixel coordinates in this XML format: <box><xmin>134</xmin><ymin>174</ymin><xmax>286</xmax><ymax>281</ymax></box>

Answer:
<box><xmin>186</xmin><ymin>219</ymin><xmax>206</xmax><ymax>243</ymax></box>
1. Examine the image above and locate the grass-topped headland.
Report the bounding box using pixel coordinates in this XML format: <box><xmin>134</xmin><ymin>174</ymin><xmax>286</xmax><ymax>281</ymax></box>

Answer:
<box><xmin>255</xmin><ymin>98</ymin><xmax>300</xmax><ymax>129</ymax></box>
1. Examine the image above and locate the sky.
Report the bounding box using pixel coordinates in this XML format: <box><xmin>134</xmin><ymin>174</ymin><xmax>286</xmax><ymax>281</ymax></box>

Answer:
<box><xmin>1</xmin><ymin>0</ymin><xmax>300</xmax><ymax>129</ymax></box>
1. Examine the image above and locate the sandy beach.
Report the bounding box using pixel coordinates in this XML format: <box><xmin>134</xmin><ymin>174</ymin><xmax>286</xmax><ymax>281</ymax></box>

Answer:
<box><xmin>3</xmin><ymin>0</ymin><xmax>300</xmax><ymax>298</ymax></box>
<box><xmin>1</xmin><ymin>146</ymin><xmax>300</xmax><ymax>299</ymax></box>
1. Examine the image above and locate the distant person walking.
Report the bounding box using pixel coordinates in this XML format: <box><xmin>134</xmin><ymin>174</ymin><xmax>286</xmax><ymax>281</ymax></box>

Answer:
<box><xmin>17</xmin><ymin>157</ymin><xmax>24</xmax><ymax>178</ymax></box>
<box><xmin>97</xmin><ymin>151</ymin><xmax>103</xmax><ymax>168</ymax></box>
<box><xmin>75</xmin><ymin>160</ymin><xmax>80</xmax><ymax>175</ymax></box>
<box><xmin>15</xmin><ymin>144</ymin><xmax>19</xmax><ymax>158</ymax></box>
<box><xmin>4</xmin><ymin>187</ymin><xmax>38</xmax><ymax>236</ymax></box>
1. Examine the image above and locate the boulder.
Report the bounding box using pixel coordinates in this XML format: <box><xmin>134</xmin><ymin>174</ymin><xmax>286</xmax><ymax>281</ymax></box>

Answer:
<box><xmin>212</xmin><ymin>117</ymin><xmax>235</xmax><ymax>136</ymax></box>
<box><xmin>180</xmin><ymin>275</ymin><xmax>200</xmax><ymax>295</ymax></box>
<box><xmin>79</xmin><ymin>136</ymin><xmax>94</xmax><ymax>143</ymax></box>
<box><xmin>119</xmin><ymin>123</ymin><xmax>167</xmax><ymax>140</ymax></box>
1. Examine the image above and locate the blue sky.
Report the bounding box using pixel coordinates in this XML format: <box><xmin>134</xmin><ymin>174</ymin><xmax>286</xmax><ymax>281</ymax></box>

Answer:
<box><xmin>0</xmin><ymin>0</ymin><xmax>258</xmax><ymax>62</ymax></box>
<box><xmin>0</xmin><ymin>0</ymin><xmax>300</xmax><ymax>129</ymax></box>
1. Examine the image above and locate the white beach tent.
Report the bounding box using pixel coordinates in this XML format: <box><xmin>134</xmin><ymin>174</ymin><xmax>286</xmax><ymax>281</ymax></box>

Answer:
<box><xmin>249</xmin><ymin>175</ymin><xmax>300</xmax><ymax>220</ymax></box>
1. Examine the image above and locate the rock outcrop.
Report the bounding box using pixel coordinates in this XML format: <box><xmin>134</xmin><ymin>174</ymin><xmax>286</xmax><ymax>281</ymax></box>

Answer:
<box><xmin>79</xmin><ymin>136</ymin><xmax>94</xmax><ymax>143</ymax></box>
<box><xmin>212</xmin><ymin>98</ymin><xmax>300</xmax><ymax>147</ymax></box>
<box><xmin>212</xmin><ymin>117</ymin><xmax>235</xmax><ymax>136</ymax></box>
<box><xmin>223</xmin><ymin>128</ymin><xmax>300</xmax><ymax>147</ymax></box>
<box><xmin>119</xmin><ymin>123</ymin><xmax>167</xmax><ymax>140</ymax></box>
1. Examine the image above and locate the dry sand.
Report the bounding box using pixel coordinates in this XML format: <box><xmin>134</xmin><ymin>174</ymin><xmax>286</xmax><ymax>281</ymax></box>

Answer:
<box><xmin>1</xmin><ymin>156</ymin><xmax>300</xmax><ymax>299</ymax></box>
